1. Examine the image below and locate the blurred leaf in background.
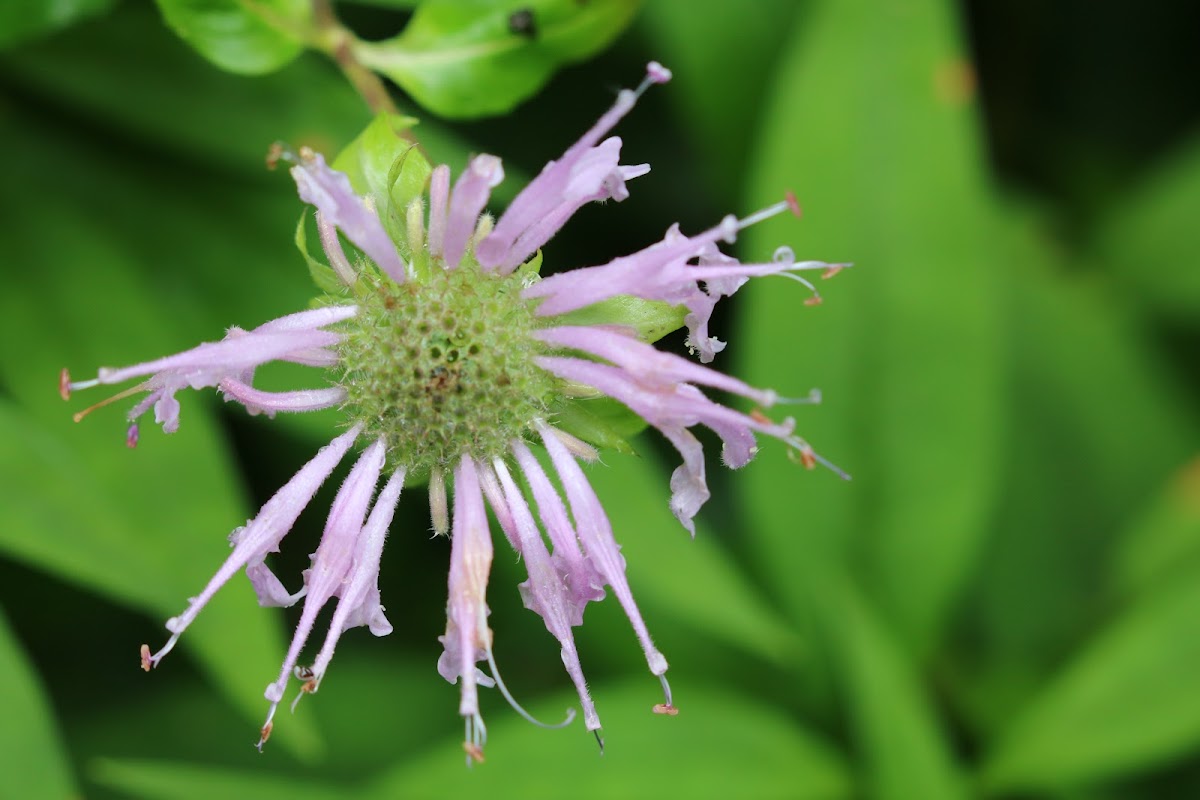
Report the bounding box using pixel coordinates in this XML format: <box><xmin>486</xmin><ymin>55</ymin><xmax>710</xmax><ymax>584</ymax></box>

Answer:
<box><xmin>1</xmin><ymin>0</ymin><xmax>1198</xmax><ymax>798</ymax></box>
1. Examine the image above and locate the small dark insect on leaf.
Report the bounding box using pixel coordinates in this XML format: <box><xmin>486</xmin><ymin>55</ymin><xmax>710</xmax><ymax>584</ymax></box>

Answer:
<box><xmin>508</xmin><ymin>8</ymin><xmax>537</xmax><ymax>39</ymax></box>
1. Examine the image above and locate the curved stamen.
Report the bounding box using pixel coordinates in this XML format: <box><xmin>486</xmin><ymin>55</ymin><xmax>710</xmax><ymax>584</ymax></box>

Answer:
<box><xmin>484</xmin><ymin>646</ymin><xmax>576</xmax><ymax>731</ymax></box>
<box><xmin>772</xmin><ymin>270</ymin><xmax>822</xmax><ymax>305</ymax></box>
<box><xmin>69</xmin><ymin>382</ymin><xmax>148</xmax><ymax>423</ymax></box>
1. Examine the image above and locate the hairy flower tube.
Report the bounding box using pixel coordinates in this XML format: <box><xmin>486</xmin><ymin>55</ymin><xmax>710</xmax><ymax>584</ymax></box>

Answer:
<box><xmin>63</xmin><ymin>62</ymin><xmax>848</xmax><ymax>761</ymax></box>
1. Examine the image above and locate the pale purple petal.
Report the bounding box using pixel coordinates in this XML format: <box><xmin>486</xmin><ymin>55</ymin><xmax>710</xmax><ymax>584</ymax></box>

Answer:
<box><xmin>290</xmin><ymin>151</ymin><xmax>406</xmax><ymax>283</ymax></box>
<box><xmin>537</xmin><ymin>347</ymin><xmax>715</xmax><ymax>533</ymax></box>
<box><xmin>477</xmin><ymin>61</ymin><xmax>671</xmax><ymax>273</ymax></box>
<box><xmin>442</xmin><ymin>154</ymin><xmax>503</xmax><ymax>269</ymax></box>
<box><xmin>142</xmin><ymin>425</ymin><xmax>361</xmax><ymax>669</ymax></box>
<box><xmin>536</xmin><ymin>356</ymin><xmax>798</xmax><ymax>532</ymax></box>
<box><xmin>492</xmin><ymin>459</ymin><xmax>601</xmax><ymax>731</ymax></box>
<box><xmin>511</xmin><ymin>441</ymin><xmax>606</xmax><ymax>624</ymax></box>
<box><xmin>262</xmin><ymin>438</ymin><xmax>386</xmax><ymax>711</ymax></box>
<box><xmin>684</xmin><ymin>237</ymin><xmax>746</xmax><ymax>361</ymax></box>
<box><xmin>437</xmin><ymin>458</ymin><xmax>496</xmax><ymax>717</ymax></box>
<box><xmin>476</xmin><ymin>460</ymin><xmax>519</xmax><ymax>551</ymax></box>
<box><xmin>523</xmin><ymin>208</ymin><xmax>838</xmax><ymax>326</ymax></box>
<box><xmin>478</xmin><ymin>139</ymin><xmax>646</xmax><ymax>274</ymax></box>
<box><xmin>535</xmin><ymin>325</ymin><xmax>776</xmax><ymax>407</ymax></box>
<box><xmin>309</xmin><ymin>466</ymin><xmax>407</xmax><ymax>685</ymax></box>
<box><xmin>659</xmin><ymin>425</ymin><xmax>709</xmax><ymax>535</ymax></box>
<box><xmin>152</xmin><ymin>391</ymin><xmax>182</xmax><ymax>434</ymax></box>
<box><xmin>537</xmin><ymin>421</ymin><xmax>669</xmax><ymax>678</ymax></box>
<box><xmin>71</xmin><ymin>308</ymin><xmax>354</xmax><ymax>436</ymax></box>
<box><xmin>682</xmin><ymin>289</ymin><xmax>726</xmax><ymax>363</ymax></box>
<box><xmin>540</xmin><ymin>356</ymin><xmax>794</xmax><ymax>445</ymax></box>
<box><xmin>252</xmin><ymin>305</ymin><xmax>359</xmax><ymax>334</ymax></box>
<box><xmin>219</xmin><ymin>379</ymin><xmax>346</xmax><ymax>416</ymax></box>
<box><xmin>503</xmin><ymin>157</ymin><xmax>651</xmax><ymax>273</ymax></box>
<box><xmin>244</xmin><ymin>562</ymin><xmax>305</xmax><ymax>608</ymax></box>
<box><xmin>281</xmin><ymin>347</ymin><xmax>340</xmax><ymax>368</ymax></box>
<box><xmin>520</xmin><ymin>216</ymin><xmax>737</xmax><ymax>316</ymax></box>
<box><xmin>94</xmin><ymin>329</ymin><xmax>338</xmax><ymax>387</ymax></box>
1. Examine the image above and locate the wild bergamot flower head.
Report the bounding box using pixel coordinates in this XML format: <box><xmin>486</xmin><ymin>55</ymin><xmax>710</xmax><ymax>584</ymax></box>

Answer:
<box><xmin>62</xmin><ymin>63</ymin><xmax>848</xmax><ymax>761</ymax></box>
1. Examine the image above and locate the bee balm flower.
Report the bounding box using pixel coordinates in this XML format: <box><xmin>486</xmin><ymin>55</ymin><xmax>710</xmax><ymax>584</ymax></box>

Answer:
<box><xmin>64</xmin><ymin>62</ymin><xmax>847</xmax><ymax>761</ymax></box>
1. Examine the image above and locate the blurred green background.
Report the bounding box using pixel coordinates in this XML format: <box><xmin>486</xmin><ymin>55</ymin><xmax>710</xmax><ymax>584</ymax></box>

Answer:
<box><xmin>2</xmin><ymin>1</ymin><xmax>1198</xmax><ymax>798</ymax></box>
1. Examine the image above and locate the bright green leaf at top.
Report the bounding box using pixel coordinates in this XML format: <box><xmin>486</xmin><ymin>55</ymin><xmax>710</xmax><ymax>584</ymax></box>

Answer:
<box><xmin>154</xmin><ymin>0</ymin><xmax>309</xmax><ymax>75</ymax></box>
<box><xmin>740</xmin><ymin>0</ymin><xmax>1003</xmax><ymax>656</ymax></box>
<box><xmin>355</xmin><ymin>0</ymin><xmax>639</xmax><ymax>119</ymax></box>
<box><xmin>0</xmin><ymin>0</ymin><xmax>115</xmax><ymax>48</ymax></box>
<box><xmin>982</xmin><ymin>567</ymin><xmax>1200</xmax><ymax>791</ymax></box>
<box><xmin>0</xmin><ymin>606</ymin><xmax>78</xmax><ymax>799</ymax></box>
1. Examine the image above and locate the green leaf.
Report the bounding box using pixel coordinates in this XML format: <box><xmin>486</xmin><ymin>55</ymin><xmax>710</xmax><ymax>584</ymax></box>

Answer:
<box><xmin>1113</xmin><ymin>458</ymin><xmax>1200</xmax><ymax>597</ymax></box>
<box><xmin>638</xmin><ymin>0</ymin><xmax>804</xmax><ymax>200</ymax></box>
<box><xmin>0</xmin><ymin>3</ymin><xmax>365</xmax><ymax>172</ymax></box>
<box><xmin>355</xmin><ymin>0</ymin><xmax>639</xmax><ymax>119</ymax></box>
<box><xmin>982</xmin><ymin>567</ymin><xmax>1200</xmax><ymax>791</ymax></box>
<box><xmin>581</xmin><ymin>450</ymin><xmax>804</xmax><ymax>667</ymax></box>
<box><xmin>153</xmin><ymin>0</ymin><xmax>309</xmax><ymax>75</ymax></box>
<box><xmin>0</xmin><ymin>0</ymin><xmax>115</xmax><ymax>48</ymax></box>
<box><xmin>0</xmin><ymin>195</ymin><xmax>320</xmax><ymax>758</ymax></box>
<box><xmin>92</xmin><ymin>758</ymin><xmax>349</xmax><ymax>800</ymax></box>
<box><xmin>739</xmin><ymin>0</ymin><xmax>1003</xmax><ymax>654</ymax></box>
<box><xmin>820</xmin><ymin>580</ymin><xmax>965</xmax><ymax>800</ymax></box>
<box><xmin>0</xmin><ymin>605</ymin><xmax>78</xmax><ymax>799</ymax></box>
<box><xmin>1094</xmin><ymin>135</ymin><xmax>1200</xmax><ymax>321</ymax></box>
<box><xmin>368</xmin><ymin>678</ymin><xmax>852</xmax><ymax>799</ymax></box>
<box><xmin>961</xmin><ymin>223</ymin><xmax>1200</xmax><ymax>733</ymax></box>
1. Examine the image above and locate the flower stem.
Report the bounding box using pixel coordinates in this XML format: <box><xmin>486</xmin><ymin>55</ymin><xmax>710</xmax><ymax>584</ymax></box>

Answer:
<box><xmin>310</xmin><ymin>0</ymin><xmax>406</xmax><ymax>121</ymax></box>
